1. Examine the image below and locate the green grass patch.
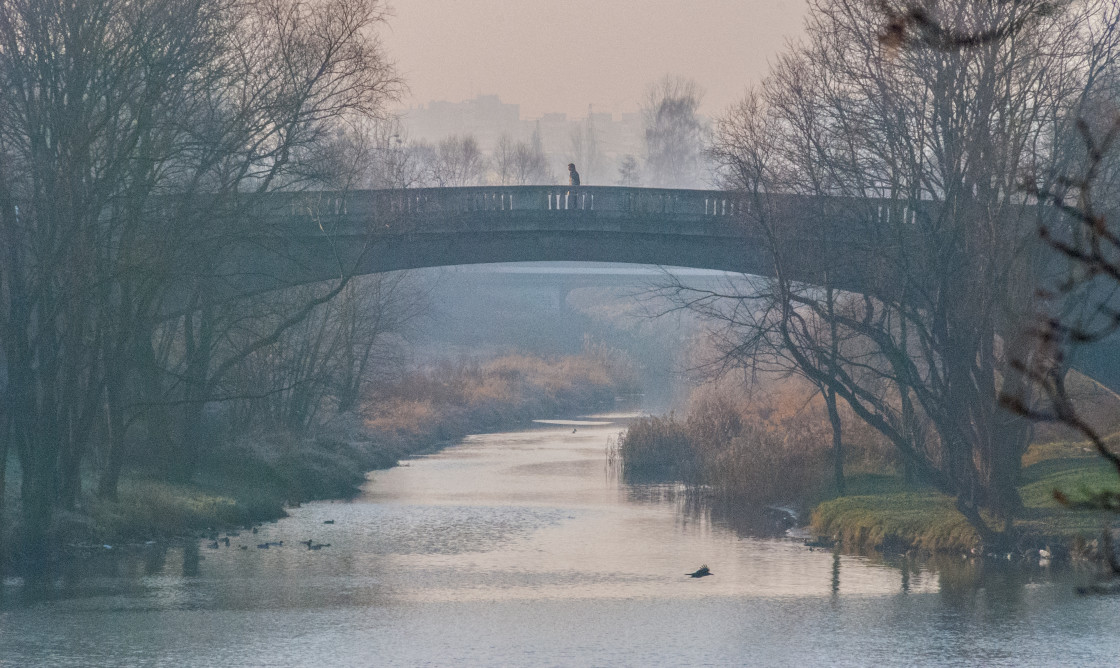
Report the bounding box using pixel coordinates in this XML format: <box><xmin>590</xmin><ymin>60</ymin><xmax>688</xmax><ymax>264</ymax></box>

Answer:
<box><xmin>91</xmin><ymin>478</ymin><xmax>259</xmax><ymax>541</ymax></box>
<box><xmin>811</xmin><ymin>487</ymin><xmax>980</xmax><ymax>553</ymax></box>
<box><xmin>1020</xmin><ymin>457</ymin><xmax>1118</xmax><ymax>508</ymax></box>
<box><xmin>809</xmin><ymin>454</ymin><xmax>1120</xmax><ymax>554</ymax></box>
<box><xmin>1014</xmin><ymin>456</ymin><xmax>1120</xmax><ymax>538</ymax></box>
<box><xmin>802</xmin><ymin>472</ymin><xmax>909</xmax><ymax>508</ymax></box>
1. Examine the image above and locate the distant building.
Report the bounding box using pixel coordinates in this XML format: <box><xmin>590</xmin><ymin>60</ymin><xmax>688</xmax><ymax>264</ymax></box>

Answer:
<box><xmin>404</xmin><ymin>95</ymin><xmax>522</xmax><ymax>148</ymax></box>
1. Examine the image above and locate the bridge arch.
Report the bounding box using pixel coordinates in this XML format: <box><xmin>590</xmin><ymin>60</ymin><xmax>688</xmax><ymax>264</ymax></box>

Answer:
<box><xmin>214</xmin><ymin>185</ymin><xmax>1120</xmax><ymax>390</ymax></box>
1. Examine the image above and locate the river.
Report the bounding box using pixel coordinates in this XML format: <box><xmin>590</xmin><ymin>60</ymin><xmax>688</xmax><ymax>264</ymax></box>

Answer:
<box><xmin>1</xmin><ymin>415</ymin><xmax>1119</xmax><ymax>666</ymax></box>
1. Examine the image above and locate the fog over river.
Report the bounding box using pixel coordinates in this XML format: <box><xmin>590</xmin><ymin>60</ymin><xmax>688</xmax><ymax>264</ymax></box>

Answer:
<box><xmin>2</xmin><ymin>416</ymin><xmax>1118</xmax><ymax>666</ymax></box>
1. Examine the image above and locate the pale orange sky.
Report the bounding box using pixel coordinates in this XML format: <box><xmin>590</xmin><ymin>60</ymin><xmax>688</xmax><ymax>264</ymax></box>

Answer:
<box><xmin>381</xmin><ymin>1</ymin><xmax>809</xmax><ymax>119</ymax></box>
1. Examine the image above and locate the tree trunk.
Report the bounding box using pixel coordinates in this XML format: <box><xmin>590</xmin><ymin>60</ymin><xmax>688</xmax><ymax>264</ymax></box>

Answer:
<box><xmin>19</xmin><ymin>432</ymin><xmax>58</xmax><ymax>573</ymax></box>
<box><xmin>136</xmin><ymin>328</ymin><xmax>173</xmax><ymax>476</ymax></box>
<box><xmin>172</xmin><ymin>400</ymin><xmax>206</xmax><ymax>484</ymax></box>
<box><xmin>0</xmin><ymin>419</ymin><xmax>8</xmax><ymax>577</ymax></box>
<box><xmin>59</xmin><ymin>395</ymin><xmax>100</xmax><ymax>511</ymax></box>
<box><xmin>170</xmin><ymin>300</ymin><xmax>214</xmax><ymax>483</ymax></box>
<box><xmin>97</xmin><ymin>375</ymin><xmax>127</xmax><ymax>501</ymax></box>
<box><xmin>825</xmin><ymin>386</ymin><xmax>845</xmax><ymax>496</ymax></box>
<box><xmin>979</xmin><ymin>424</ymin><xmax>1026</xmax><ymax>531</ymax></box>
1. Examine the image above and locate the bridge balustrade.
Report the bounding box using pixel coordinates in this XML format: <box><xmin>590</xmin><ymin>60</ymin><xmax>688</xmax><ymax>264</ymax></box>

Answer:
<box><xmin>250</xmin><ymin>187</ymin><xmax>950</xmax><ymax>239</ymax></box>
<box><xmin>268</xmin><ymin>186</ymin><xmax>762</xmax><ymax>235</ymax></box>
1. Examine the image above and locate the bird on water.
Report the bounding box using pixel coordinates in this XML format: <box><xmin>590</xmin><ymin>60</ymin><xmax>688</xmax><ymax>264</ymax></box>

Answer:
<box><xmin>687</xmin><ymin>565</ymin><xmax>712</xmax><ymax>578</ymax></box>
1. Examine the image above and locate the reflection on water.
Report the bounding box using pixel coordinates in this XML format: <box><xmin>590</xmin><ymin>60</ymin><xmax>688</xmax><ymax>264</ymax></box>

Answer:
<box><xmin>2</xmin><ymin>417</ymin><xmax>1120</xmax><ymax>666</ymax></box>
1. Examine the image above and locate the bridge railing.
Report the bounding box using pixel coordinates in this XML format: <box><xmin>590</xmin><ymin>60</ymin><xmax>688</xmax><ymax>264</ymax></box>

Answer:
<box><xmin>339</xmin><ymin>186</ymin><xmax>755</xmax><ymax>222</ymax></box>
<box><xmin>260</xmin><ymin>187</ymin><xmax>943</xmax><ymax>245</ymax></box>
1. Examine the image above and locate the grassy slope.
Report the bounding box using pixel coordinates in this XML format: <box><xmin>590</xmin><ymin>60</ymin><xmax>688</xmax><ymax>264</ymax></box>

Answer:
<box><xmin>810</xmin><ymin>440</ymin><xmax>1120</xmax><ymax>555</ymax></box>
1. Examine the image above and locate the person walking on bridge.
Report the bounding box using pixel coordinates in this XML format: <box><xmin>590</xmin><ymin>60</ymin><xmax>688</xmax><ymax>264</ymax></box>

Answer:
<box><xmin>567</xmin><ymin>163</ymin><xmax>581</xmax><ymax>210</ymax></box>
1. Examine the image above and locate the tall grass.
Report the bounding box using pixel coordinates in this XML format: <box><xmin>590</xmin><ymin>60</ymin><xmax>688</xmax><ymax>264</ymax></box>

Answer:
<box><xmin>366</xmin><ymin>351</ymin><xmax>634</xmax><ymax>437</ymax></box>
<box><xmin>618</xmin><ymin>414</ymin><xmax>697</xmax><ymax>482</ymax></box>
<box><xmin>616</xmin><ymin>376</ymin><xmax>896</xmax><ymax>505</ymax></box>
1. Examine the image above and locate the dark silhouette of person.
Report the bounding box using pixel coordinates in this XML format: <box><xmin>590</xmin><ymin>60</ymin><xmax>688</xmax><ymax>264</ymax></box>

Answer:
<box><xmin>567</xmin><ymin>163</ymin><xmax>581</xmax><ymax>210</ymax></box>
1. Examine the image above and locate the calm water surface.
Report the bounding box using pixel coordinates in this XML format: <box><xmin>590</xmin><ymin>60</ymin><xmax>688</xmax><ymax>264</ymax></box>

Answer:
<box><xmin>2</xmin><ymin>416</ymin><xmax>1119</xmax><ymax>666</ymax></box>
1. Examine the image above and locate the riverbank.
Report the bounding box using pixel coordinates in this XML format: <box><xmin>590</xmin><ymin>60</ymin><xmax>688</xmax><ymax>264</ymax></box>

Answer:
<box><xmin>616</xmin><ymin>378</ymin><xmax>1120</xmax><ymax>561</ymax></box>
<box><xmin>810</xmin><ymin>438</ymin><xmax>1120</xmax><ymax>559</ymax></box>
<box><xmin>1</xmin><ymin>352</ymin><xmax>635</xmax><ymax>572</ymax></box>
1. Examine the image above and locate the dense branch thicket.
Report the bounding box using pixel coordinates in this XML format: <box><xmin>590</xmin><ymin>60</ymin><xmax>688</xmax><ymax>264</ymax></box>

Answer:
<box><xmin>0</xmin><ymin>0</ymin><xmax>403</xmax><ymax>568</ymax></box>
<box><xmin>880</xmin><ymin>0</ymin><xmax>1120</xmax><ymax>588</ymax></box>
<box><xmin>683</xmin><ymin>0</ymin><xmax>1120</xmax><ymax>547</ymax></box>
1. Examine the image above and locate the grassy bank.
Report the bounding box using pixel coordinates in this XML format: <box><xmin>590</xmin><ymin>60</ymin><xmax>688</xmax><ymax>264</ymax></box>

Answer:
<box><xmin>2</xmin><ymin>351</ymin><xmax>633</xmax><ymax>569</ymax></box>
<box><xmin>810</xmin><ymin>436</ymin><xmax>1120</xmax><ymax>555</ymax></box>
<box><xmin>617</xmin><ymin>377</ymin><xmax>1120</xmax><ymax>558</ymax></box>
<box><xmin>809</xmin><ymin>385</ymin><xmax>1120</xmax><ymax>557</ymax></box>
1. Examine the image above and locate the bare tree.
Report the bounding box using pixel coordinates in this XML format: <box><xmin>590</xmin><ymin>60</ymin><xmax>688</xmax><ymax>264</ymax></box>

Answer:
<box><xmin>492</xmin><ymin>132</ymin><xmax>553</xmax><ymax>185</ymax></box>
<box><xmin>358</xmin><ymin>118</ymin><xmax>428</xmax><ymax>190</ymax></box>
<box><xmin>0</xmin><ymin>0</ymin><xmax>402</xmax><ymax>565</ymax></box>
<box><xmin>523</xmin><ymin>126</ymin><xmax>555</xmax><ymax>184</ymax></box>
<box><xmin>684</xmin><ymin>0</ymin><xmax>1113</xmax><ymax>548</ymax></box>
<box><xmin>493</xmin><ymin>135</ymin><xmax>518</xmax><ymax>186</ymax></box>
<box><xmin>642</xmin><ymin>76</ymin><xmax>707</xmax><ymax>188</ymax></box>
<box><xmin>873</xmin><ymin>0</ymin><xmax>1120</xmax><ymax>584</ymax></box>
<box><xmin>153</xmin><ymin>0</ymin><xmax>401</xmax><ymax>482</ymax></box>
<box><xmin>984</xmin><ymin>1</ymin><xmax>1120</xmax><ymax>589</ymax></box>
<box><xmin>417</xmin><ymin>134</ymin><xmax>488</xmax><ymax>187</ymax></box>
<box><xmin>617</xmin><ymin>155</ymin><xmax>642</xmax><ymax>186</ymax></box>
<box><xmin>221</xmin><ymin>271</ymin><xmax>425</xmax><ymax>431</ymax></box>
<box><xmin>0</xmin><ymin>0</ymin><xmax>241</xmax><ymax>556</ymax></box>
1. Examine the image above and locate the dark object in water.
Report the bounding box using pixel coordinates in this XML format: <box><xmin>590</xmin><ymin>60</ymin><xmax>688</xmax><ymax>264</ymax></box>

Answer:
<box><xmin>687</xmin><ymin>565</ymin><xmax>712</xmax><ymax>578</ymax></box>
<box><xmin>323</xmin><ymin>520</ymin><xmax>335</xmax><ymax>524</ymax></box>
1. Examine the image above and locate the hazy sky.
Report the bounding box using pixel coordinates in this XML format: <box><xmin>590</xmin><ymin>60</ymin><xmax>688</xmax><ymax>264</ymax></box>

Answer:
<box><xmin>381</xmin><ymin>1</ymin><xmax>809</xmax><ymax>119</ymax></box>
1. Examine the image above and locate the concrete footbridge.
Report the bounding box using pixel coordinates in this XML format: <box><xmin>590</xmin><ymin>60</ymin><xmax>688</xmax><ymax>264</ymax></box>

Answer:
<box><xmin>232</xmin><ymin>185</ymin><xmax>901</xmax><ymax>294</ymax></box>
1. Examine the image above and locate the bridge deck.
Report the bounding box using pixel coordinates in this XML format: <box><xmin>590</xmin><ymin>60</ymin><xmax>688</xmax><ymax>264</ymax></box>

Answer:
<box><xmin>228</xmin><ymin>186</ymin><xmax>914</xmax><ymax>293</ymax></box>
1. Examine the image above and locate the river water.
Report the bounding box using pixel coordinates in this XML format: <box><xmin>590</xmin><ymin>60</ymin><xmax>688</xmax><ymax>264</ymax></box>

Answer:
<box><xmin>2</xmin><ymin>416</ymin><xmax>1119</xmax><ymax>666</ymax></box>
